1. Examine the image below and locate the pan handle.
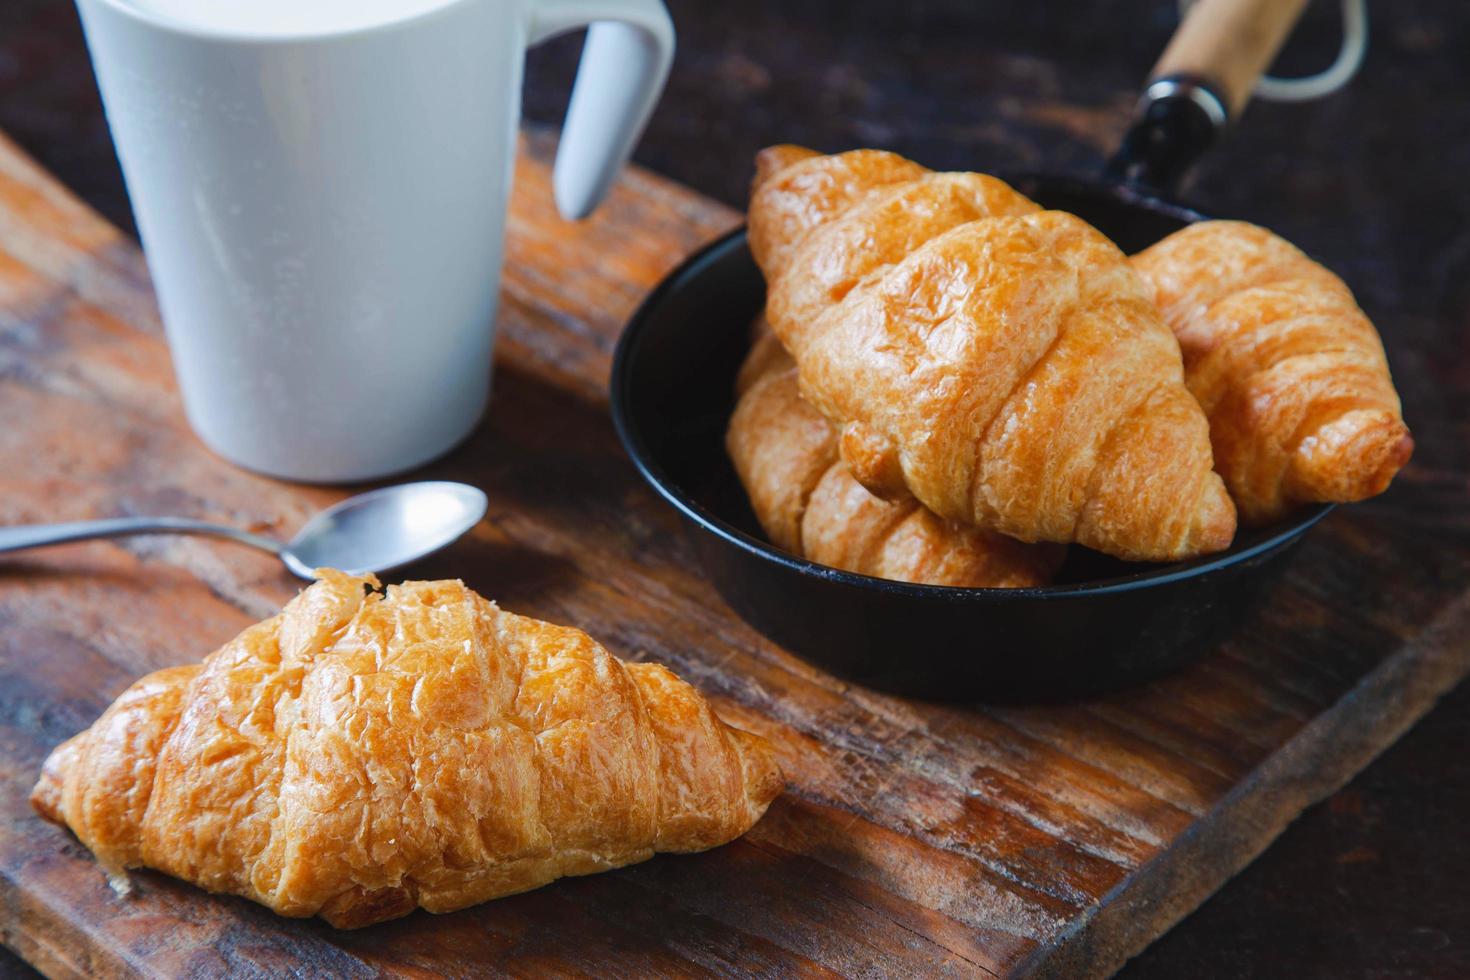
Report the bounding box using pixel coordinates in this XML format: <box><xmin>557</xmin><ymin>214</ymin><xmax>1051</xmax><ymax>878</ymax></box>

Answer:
<box><xmin>1104</xmin><ymin>0</ymin><xmax>1311</xmax><ymax>193</ymax></box>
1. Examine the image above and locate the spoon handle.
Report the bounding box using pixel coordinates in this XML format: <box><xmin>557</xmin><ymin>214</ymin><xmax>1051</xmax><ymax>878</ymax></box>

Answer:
<box><xmin>0</xmin><ymin>517</ymin><xmax>283</xmax><ymax>555</ymax></box>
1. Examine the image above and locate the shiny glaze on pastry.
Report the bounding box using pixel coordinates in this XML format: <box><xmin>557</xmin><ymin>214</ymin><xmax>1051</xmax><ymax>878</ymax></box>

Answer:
<box><xmin>728</xmin><ymin>329</ymin><xmax>1064</xmax><ymax>587</ymax></box>
<box><xmin>32</xmin><ymin>571</ymin><xmax>781</xmax><ymax>928</ymax></box>
<box><xmin>748</xmin><ymin>146</ymin><xmax>1235</xmax><ymax>562</ymax></box>
<box><xmin>1133</xmin><ymin>220</ymin><xmax>1413</xmax><ymax>524</ymax></box>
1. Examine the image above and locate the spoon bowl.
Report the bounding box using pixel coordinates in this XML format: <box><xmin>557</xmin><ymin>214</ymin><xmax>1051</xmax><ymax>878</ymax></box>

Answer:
<box><xmin>281</xmin><ymin>482</ymin><xmax>489</xmax><ymax>578</ymax></box>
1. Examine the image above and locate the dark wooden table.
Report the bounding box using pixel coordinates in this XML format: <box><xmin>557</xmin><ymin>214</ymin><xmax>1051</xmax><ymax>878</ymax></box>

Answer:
<box><xmin>0</xmin><ymin>1</ymin><xmax>1466</xmax><ymax>976</ymax></box>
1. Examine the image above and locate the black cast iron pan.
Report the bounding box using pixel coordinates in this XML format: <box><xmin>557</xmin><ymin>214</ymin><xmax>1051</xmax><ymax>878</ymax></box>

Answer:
<box><xmin>611</xmin><ymin>0</ymin><xmax>1332</xmax><ymax>700</ymax></box>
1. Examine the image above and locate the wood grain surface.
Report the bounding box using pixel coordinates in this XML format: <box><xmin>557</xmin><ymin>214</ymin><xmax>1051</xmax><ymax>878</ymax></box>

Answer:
<box><xmin>0</xmin><ymin>124</ymin><xmax>1466</xmax><ymax>979</ymax></box>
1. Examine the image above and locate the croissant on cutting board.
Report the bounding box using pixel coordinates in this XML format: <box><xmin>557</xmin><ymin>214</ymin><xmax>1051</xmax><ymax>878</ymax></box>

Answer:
<box><xmin>1133</xmin><ymin>221</ymin><xmax>1413</xmax><ymax>525</ymax></box>
<box><xmin>31</xmin><ymin>570</ymin><xmax>782</xmax><ymax>928</ymax></box>
<box><xmin>748</xmin><ymin>146</ymin><xmax>1236</xmax><ymax>563</ymax></box>
<box><xmin>728</xmin><ymin>325</ymin><xmax>1065</xmax><ymax>588</ymax></box>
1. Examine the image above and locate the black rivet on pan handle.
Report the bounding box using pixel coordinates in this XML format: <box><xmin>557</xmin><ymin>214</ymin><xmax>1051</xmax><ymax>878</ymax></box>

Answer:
<box><xmin>1103</xmin><ymin>74</ymin><xmax>1230</xmax><ymax>196</ymax></box>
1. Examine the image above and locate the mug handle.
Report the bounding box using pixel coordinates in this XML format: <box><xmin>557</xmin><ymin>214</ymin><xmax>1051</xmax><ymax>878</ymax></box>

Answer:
<box><xmin>529</xmin><ymin>0</ymin><xmax>675</xmax><ymax>219</ymax></box>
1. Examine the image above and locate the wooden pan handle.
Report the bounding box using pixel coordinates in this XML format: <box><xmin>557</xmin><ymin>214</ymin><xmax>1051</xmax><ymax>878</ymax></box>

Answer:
<box><xmin>1151</xmin><ymin>0</ymin><xmax>1312</xmax><ymax>117</ymax></box>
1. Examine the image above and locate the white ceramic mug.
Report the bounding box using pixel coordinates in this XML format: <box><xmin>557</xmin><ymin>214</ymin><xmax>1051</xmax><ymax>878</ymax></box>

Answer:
<box><xmin>74</xmin><ymin>0</ymin><xmax>674</xmax><ymax>481</ymax></box>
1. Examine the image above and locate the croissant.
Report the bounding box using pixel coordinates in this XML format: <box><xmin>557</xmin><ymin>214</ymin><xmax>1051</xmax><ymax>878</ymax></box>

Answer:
<box><xmin>728</xmin><ymin>327</ymin><xmax>1063</xmax><ymax>587</ymax></box>
<box><xmin>31</xmin><ymin>570</ymin><xmax>782</xmax><ymax>928</ymax></box>
<box><xmin>748</xmin><ymin>146</ymin><xmax>1236</xmax><ymax>562</ymax></box>
<box><xmin>1132</xmin><ymin>221</ymin><xmax>1413</xmax><ymax>524</ymax></box>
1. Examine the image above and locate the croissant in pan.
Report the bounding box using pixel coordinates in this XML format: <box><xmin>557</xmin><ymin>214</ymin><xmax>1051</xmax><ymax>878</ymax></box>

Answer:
<box><xmin>1132</xmin><ymin>221</ymin><xmax>1413</xmax><ymax>524</ymax></box>
<box><xmin>729</xmin><ymin>327</ymin><xmax>1064</xmax><ymax>587</ymax></box>
<box><xmin>748</xmin><ymin>146</ymin><xmax>1236</xmax><ymax>562</ymax></box>
<box><xmin>31</xmin><ymin>571</ymin><xmax>782</xmax><ymax>928</ymax></box>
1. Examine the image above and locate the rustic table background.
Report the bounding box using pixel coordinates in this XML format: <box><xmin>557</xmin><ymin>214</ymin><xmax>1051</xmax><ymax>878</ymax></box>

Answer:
<box><xmin>0</xmin><ymin>0</ymin><xmax>1466</xmax><ymax>976</ymax></box>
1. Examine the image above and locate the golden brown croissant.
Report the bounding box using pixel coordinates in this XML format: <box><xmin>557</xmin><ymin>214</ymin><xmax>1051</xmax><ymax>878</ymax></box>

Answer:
<box><xmin>728</xmin><ymin>329</ymin><xmax>1063</xmax><ymax>587</ymax></box>
<box><xmin>31</xmin><ymin>571</ymin><xmax>781</xmax><ymax>928</ymax></box>
<box><xmin>1132</xmin><ymin>221</ymin><xmax>1413</xmax><ymax>524</ymax></box>
<box><xmin>748</xmin><ymin>146</ymin><xmax>1236</xmax><ymax>562</ymax></box>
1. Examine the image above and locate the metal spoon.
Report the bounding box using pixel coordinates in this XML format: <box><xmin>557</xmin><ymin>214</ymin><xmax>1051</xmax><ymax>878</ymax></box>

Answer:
<box><xmin>0</xmin><ymin>481</ymin><xmax>488</xmax><ymax>579</ymax></box>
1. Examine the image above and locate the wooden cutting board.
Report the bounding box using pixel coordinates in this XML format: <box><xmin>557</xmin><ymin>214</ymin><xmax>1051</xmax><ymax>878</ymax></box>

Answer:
<box><xmin>0</xmin><ymin>126</ymin><xmax>1465</xmax><ymax>980</ymax></box>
